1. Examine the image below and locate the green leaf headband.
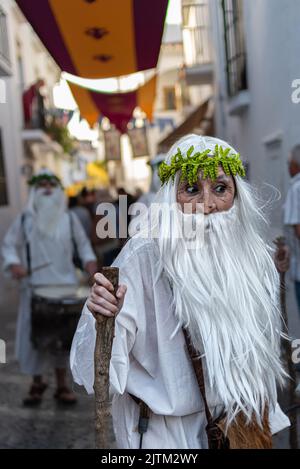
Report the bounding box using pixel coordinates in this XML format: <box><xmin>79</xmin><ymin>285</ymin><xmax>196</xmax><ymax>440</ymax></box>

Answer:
<box><xmin>158</xmin><ymin>144</ymin><xmax>246</xmax><ymax>186</ymax></box>
<box><xmin>28</xmin><ymin>174</ymin><xmax>63</xmax><ymax>187</ymax></box>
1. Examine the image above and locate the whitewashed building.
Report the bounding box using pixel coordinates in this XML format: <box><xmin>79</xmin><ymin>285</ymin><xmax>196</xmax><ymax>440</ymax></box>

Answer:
<box><xmin>209</xmin><ymin>0</ymin><xmax>300</xmax><ymax>237</ymax></box>
<box><xmin>157</xmin><ymin>0</ymin><xmax>214</xmax><ymax>153</ymax></box>
<box><xmin>0</xmin><ymin>0</ymin><xmax>61</xmax><ymax>244</ymax></box>
<box><xmin>0</xmin><ymin>0</ymin><xmax>63</xmax><ymax>306</ymax></box>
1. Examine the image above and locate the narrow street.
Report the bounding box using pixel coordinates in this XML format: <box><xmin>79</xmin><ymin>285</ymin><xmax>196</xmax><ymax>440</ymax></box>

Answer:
<box><xmin>0</xmin><ymin>272</ymin><xmax>299</xmax><ymax>449</ymax></box>
<box><xmin>0</xmin><ymin>278</ymin><xmax>115</xmax><ymax>449</ymax></box>
<box><xmin>1</xmin><ymin>0</ymin><xmax>300</xmax><ymax>457</ymax></box>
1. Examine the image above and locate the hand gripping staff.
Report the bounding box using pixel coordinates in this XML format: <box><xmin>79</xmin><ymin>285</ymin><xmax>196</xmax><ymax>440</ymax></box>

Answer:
<box><xmin>94</xmin><ymin>267</ymin><xmax>119</xmax><ymax>449</ymax></box>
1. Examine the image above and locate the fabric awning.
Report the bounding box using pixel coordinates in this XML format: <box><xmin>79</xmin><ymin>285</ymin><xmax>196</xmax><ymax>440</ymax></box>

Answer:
<box><xmin>16</xmin><ymin>0</ymin><xmax>169</xmax><ymax>78</ymax></box>
<box><xmin>68</xmin><ymin>75</ymin><xmax>157</xmax><ymax>132</ymax></box>
<box><xmin>157</xmin><ymin>98</ymin><xmax>215</xmax><ymax>153</ymax></box>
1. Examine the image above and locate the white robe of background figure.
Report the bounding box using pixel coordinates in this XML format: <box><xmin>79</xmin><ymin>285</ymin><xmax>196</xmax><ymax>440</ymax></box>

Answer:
<box><xmin>2</xmin><ymin>169</ymin><xmax>97</xmax><ymax>405</ymax></box>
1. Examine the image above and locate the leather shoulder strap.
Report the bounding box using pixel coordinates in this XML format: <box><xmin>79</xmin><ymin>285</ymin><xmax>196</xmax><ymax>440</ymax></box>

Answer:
<box><xmin>182</xmin><ymin>328</ymin><xmax>213</xmax><ymax>426</ymax></box>
<box><xmin>21</xmin><ymin>213</ymin><xmax>31</xmax><ymax>275</ymax></box>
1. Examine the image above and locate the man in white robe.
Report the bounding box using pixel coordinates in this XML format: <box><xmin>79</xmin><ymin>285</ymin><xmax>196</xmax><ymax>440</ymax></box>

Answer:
<box><xmin>71</xmin><ymin>136</ymin><xmax>290</xmax><ymax>448</ymax></box>
<box><xmin>2</xmin><ymin>170</ymin><xmax>97</xmax><ymax>405</ymax></box>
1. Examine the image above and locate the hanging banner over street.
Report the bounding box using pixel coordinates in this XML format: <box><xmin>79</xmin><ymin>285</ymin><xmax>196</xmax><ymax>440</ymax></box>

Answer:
<box><xmin>68</xmin><ymin>76</ymin><xmax>157</xmax><ymax>133</ymax></box>
<box><xmin>103</xmin><ymin>129</ymin><xmax>121</xmax><ymax>161</ymax></box>
<box><xmin>128</xmin><ymin>127</ymin><xmax>149</xmax><ymax>158</ymax></box>
<box><xmin>16</xmin><ymin>0</ymin><xmax>169</xmax><ymax>78</ymax></box>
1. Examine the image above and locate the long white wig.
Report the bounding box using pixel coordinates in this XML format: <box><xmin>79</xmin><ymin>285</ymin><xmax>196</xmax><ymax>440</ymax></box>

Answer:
<box><xmin>143</xmin><ymin>135</ymin><xmax>287</xmax><ymax>424</ymax></box>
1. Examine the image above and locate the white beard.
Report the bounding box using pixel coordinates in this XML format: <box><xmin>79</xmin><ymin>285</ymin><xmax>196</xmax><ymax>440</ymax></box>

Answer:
<box><xmin>33</xmin><ymin>188</ymin><xmax>65</xmax><ymax>238</ymax></box>
<box><xmin>156</xmin><ymin>178</ymin><xmax>286</xmax><ymax>424</ymax></box>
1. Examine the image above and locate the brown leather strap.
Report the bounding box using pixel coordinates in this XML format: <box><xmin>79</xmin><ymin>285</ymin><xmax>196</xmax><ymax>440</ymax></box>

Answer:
<box><xmin>129</xmin><ymin>393</ymin><xmax>141</xmax><ymax>405</ymax></box>
<box><xmin>129</xmin><ymin>394</ymin><xmax>151</xmax><ymax>419</ymax></box>
<box><xmin>129</xmin><ymin>393</ymin><xmax>151</xmax><ymax>449</ymax></box>
<box><xmin>182</xmin><ymin>328</ymin><xmax>213</xmax><ymax>426</ymax></box>
<box><xmin>183</xmin><ymin>328</ymin><xmax>229</xmax><ymax>449</ymax></box>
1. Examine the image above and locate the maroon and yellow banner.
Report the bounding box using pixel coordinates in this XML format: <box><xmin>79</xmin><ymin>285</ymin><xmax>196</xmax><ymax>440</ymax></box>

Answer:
<box><xmin>68</xmin><ymin>76</ymin><xmax>157</xmax><ymax>132</ymax></box>
<box><xmin>16</xmin><ymin>0</ymin><xmax>169</xmax><ymax>78</ymax></box>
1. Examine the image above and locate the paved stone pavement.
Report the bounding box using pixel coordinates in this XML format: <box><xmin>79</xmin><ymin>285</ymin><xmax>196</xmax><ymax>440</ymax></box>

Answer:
<box><xmin>0</xmin><ymin>274</ymin><xmax>299</xmax><ymax>449</ymax></box>
<box><xmin>0</xmin><ymin>278</ymin><xmax>115</xmax><ymax>449</ymax></box>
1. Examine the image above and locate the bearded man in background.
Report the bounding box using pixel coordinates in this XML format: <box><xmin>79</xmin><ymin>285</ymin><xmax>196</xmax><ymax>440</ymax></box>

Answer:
<box><xmin>71</xmin><ymin>136</ymin><xmax>290</xmax><ymax>449</ymax></box>
<box><xmin>2</xmin><ymin>170</ymin><xmax>97</xmax><ymax>406</ymax></box>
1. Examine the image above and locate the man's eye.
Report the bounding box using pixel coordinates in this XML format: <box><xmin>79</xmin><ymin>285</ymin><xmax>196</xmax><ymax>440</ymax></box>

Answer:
<box><xmin>186</xmin><ymin>185</ymin><xmax>199</xmax><ymax>194</ymax></box>
<box><xmin>214</xmin><ymin>184</ymin><xmax>226</xmax><ymax>194</ymax></box>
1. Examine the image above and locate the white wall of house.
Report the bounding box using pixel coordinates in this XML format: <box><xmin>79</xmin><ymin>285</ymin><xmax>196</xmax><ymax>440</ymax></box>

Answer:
<box><xmin>0</xmin><ymin>0</ymin><xmax>27</xmax><ymax>243</ymax></box>
<box><xmin>210</xmin><ymin>0</ymin><xmax>300</xmax><ymax>237</ymax></box>
<box><xmin>0</xmin><ymin>0</ymin><xmax>61</xmax><ymax>245</ymax></box>
<box><xmin>0</xmin><ymin>1</ymin><xmax>63</xmax><ymax>305</ymax></box>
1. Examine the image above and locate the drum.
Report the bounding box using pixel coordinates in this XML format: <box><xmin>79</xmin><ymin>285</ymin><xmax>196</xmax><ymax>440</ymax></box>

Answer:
<box><xmin>31</xmin><ymin>285</ymin><xmax>89</xmax><ymax>353</ymax></box>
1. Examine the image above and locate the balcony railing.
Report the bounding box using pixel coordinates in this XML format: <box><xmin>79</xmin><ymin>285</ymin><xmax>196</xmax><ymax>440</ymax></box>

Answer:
<box><xmin>182</xmin><ymin>1</ymin><xmax>212</xmax><ymax>67</ymax></box>
<box><xmin>222</xmin><ymin>0</ymin><xmax>248</xmax><ymax>97</ymax></box>
<box><xmin>22</xmin><ymin>82</ymin><xmax>46</xmax><ymax>131</ymax></box>
<box><xmin>0</xmin><ymin>7</ymin><xmax>10</xmax><ymax>71</ymax></box>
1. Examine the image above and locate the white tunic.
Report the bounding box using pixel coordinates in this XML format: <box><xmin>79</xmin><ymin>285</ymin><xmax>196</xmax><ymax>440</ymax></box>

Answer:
<box><xmin>2</xmin><ymin>210</ymin><xmax>97</xmax><ymax>375</ymax></box>
<box><xmin>70</xmin><ymin>237</ymin><xmax>290</xmax><ymax>449</ymax></box>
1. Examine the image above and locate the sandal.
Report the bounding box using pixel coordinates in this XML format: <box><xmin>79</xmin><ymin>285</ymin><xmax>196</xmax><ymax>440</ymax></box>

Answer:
<box><xmin>54</xmin><ymin>386</ymin><xmax>77</xmax><ymax>405</ymax></box>
<box><xmin>23</xmin><ymin>382</ymin><xmax>48</xmax><ymax>407</ymax></box>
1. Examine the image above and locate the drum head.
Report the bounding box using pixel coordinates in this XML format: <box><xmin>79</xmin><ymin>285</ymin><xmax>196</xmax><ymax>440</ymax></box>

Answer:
<box><xmin>33</xmin><ymin>285</ymin><xmax>90</xmax><ymax>303</ymax></box>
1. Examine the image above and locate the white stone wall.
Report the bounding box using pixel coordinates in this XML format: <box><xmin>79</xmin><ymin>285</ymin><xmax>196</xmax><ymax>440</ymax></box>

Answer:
<box><xmin>0</xmin><ymin>0</ymin><xmax>61</xmax><ymax>238</ymax></box>
<box><xmin>0</xmin><ymin>0</ymin><xmax>27</xmax><ymax>242</ymax></box>
<box><xmin>210</xmin><ymin>0</ymin><xmax>300</xmax><ymax>235</ymax></box>
<box><xmin>0</xmin><ymin>0</ymin><xmax>62</xmax><ymax>289</ymax></box>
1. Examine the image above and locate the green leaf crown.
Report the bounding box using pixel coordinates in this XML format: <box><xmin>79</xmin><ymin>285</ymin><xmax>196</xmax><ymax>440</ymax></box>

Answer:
<box><xmin>28</xmin><ymin>173</ymin><xmax>62</xmax><ymax>187</ymax></box>
<box><xmin>158</xmin><ymin>144</ymin><xmax>246</xmax><ymax>186</ymax></box>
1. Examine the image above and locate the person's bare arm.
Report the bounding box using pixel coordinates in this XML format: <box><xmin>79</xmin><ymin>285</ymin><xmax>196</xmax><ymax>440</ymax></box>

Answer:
<box><xmin>2</xmin><ymin>215</ymin><xmax>28</xmax><ymax>279</ymax></box>
<box><xmin>274</xmin><ymin>245</ymin><xmax>290</xmax><ymax>273</ymax></box>
<box><xmin>10</xmin><ymin>264</ymin><xmax>27</xmax><ymax>280</ymax></box>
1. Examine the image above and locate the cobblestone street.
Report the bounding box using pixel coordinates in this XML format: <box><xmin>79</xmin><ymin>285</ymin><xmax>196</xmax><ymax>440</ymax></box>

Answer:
<box><xmin>0</xmin><ymin>274</ymin><xmax>299</xmax><ymax>449</ymax></box>
<box><xmin>1</xmin><ymin>0</ymin><xmax>300</xmax><ymax>456</ymax></box>
<box><xmin>0</xmin><ymin>278</ymin><xmax>115</xmax><ymax>449</ymax></box>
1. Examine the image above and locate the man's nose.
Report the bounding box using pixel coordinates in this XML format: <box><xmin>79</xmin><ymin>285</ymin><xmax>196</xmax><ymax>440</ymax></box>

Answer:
<box><xmin>203</xmin><ymin>192</ymin><xmax>216</xmax><ymax>214</ymax></box>
<box><xmin>43</xmin><ymin>189</ymin><xmax>52</xmax><ymax>195</ymax></box>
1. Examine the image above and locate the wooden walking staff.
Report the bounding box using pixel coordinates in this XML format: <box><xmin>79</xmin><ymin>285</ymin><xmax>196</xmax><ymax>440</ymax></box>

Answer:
<box><xmin>94</xmin><ymin>267</ymin><xmax>119</xmax><ymax>449</ymax></box>
<box><xmin>274</xmin><ymin>237</ymin><xmax>298</xmax><ymax>449</ymax></box>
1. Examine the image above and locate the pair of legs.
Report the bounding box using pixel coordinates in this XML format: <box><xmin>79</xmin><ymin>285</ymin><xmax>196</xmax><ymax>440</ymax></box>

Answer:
<box><xmin>24</xmin><ymin>368</ymin><xmax>77</xmax><ymax>406</ymax></box>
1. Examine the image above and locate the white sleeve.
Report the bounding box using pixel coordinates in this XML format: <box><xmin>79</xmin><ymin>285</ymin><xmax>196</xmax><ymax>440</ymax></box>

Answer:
<box><xmin>70</xmin><ymin>303</ymin><xmax>96</xmax><ymax>394</ymax></box>
<box><xmin>70</xmin><ymin>250</ymin><xmax>140</xmax><ymax>395</ymax></box>
<box><xmin>70</xmin><ymin>212</ymin><xmax>97</xmax><ymax>265</ymax></box>
<box><xmin>1</xmin><ymin>215</ymin><xmax>24</xmax><ymax>276</ymax></box>
<box><xmin>269</xmin><ymin>402</ymin><xmax>290</xmax><ymax>435</ymax></box>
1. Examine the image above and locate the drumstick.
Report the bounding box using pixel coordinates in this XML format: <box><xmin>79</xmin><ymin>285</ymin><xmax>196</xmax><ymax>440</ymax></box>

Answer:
<box><xmin>94</xmin><ymin>266</ymin><xmax>119</xmax><ymax>449</ymax></box>
<box><xmin>31</xmin><ymin>262</ymin><xmax>52</xmax><ymax>273</ymax></box>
